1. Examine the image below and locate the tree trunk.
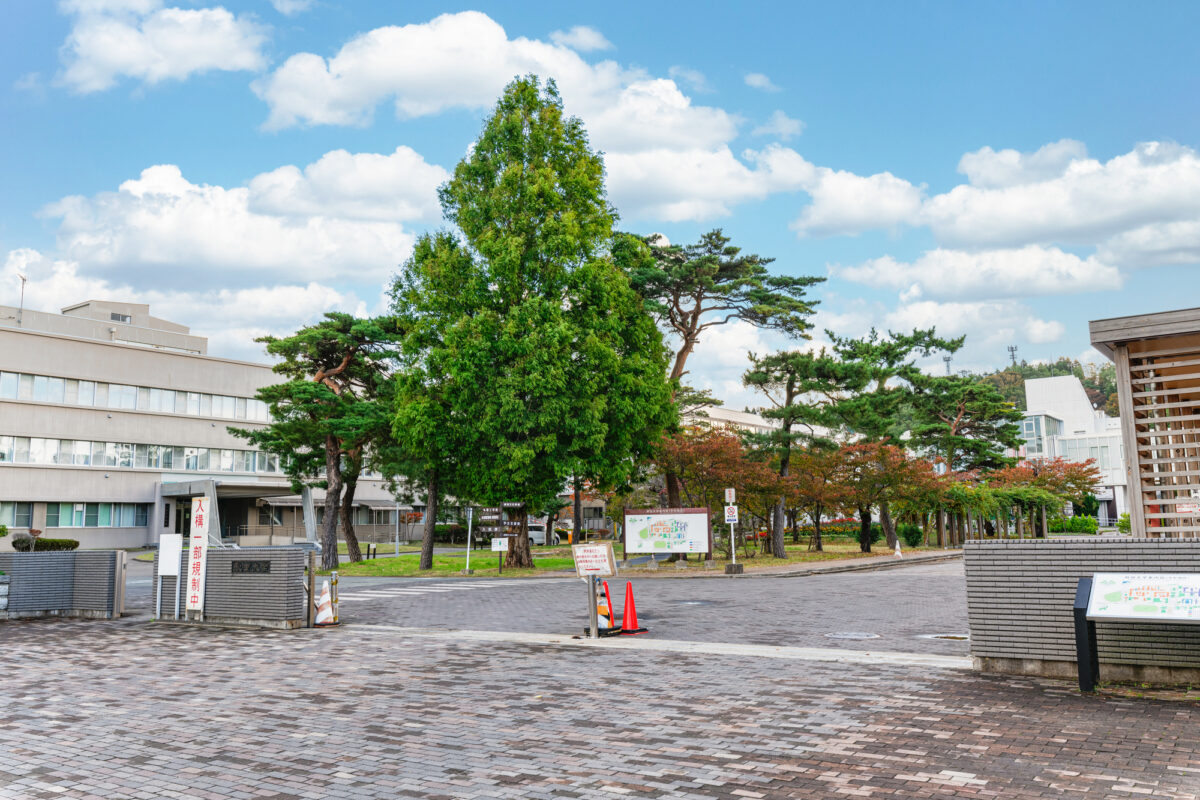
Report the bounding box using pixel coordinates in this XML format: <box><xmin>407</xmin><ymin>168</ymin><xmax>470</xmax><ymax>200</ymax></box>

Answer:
<box><xmin>506</xmin><ymin>509</ymin><xmax>533</xmax><ymax>568</ymax></box>
<box><xmin>572</xmin><ymin>478</ymin><xmax>583</xmax><ymax>545</ymax></box>
<box><xmin>339</xmin><ymin>475</ymin><xmax>363</xmax><ymax>563</ymax></box>
<box><xmin>936</xmin><ymin>508</ymin><xmax>945</xmax><ymax>548</ymax></box>
<box><xmin>770</xmin><ymin>498</ymin><xmax>787</xmax><ymax>558</ymax></box>
<box><xmin>858</xmin><ymin>506</ymin><xmax>872</xmax><ymax>553</ymax></box>
<box><xmin>665</xmin><ymin>471</ymin><xmax>683</xmax><ymax>508</ymax></box>
<box><xmin>320</xmin><ymin>435</ymin><xmax>342</xmax><ymax>570</ymax></box>
<box><xmin>811</xmin><ymin>509</ymin><xmax>824</xmax><ymax>552</ymax></box>
<box><xmin>419</xmin><ymin>471</ymin><xmax>438</xmax><ymax>571</ymax></box>
<box><xmin>880</xmin><ymin>499</ymin><xmax>898</xmax><ymax>549</ymax></box>
<box><xmin>1040</xmin><ymin>505</ymin><xmax>1048</xmax><ymax>538</ymax></box>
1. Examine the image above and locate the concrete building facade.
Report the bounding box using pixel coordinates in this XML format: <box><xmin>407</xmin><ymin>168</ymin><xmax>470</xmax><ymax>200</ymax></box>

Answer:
<box><xmin>0</xmin><ymin>300</ymin><xmax>398</xmax><ymax>550</ymax></box>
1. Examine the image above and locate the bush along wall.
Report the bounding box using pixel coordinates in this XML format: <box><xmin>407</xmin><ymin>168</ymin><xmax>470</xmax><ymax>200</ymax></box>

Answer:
<box><xmin>1047</xmin><ymin>515</ymin><xmax>1099</xmax><ymax>534</ymax></box>
<box><xmin>12</xmin><ymin>537</ymin><xmax>81</xmax><ymax>552</ymax></box>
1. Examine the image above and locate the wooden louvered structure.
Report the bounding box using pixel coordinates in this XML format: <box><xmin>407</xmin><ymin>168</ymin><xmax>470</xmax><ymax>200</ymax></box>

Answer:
<box><xmin>1092</xmin><ymin>308</ymin><xmax>1200</xmax><ymax>538</ymax></box>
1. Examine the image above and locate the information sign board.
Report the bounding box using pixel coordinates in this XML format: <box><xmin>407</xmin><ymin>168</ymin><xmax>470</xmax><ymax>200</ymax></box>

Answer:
<box><xmin>1087</xmin><ymin>573</ymin><xmax>1200</xmax><ymax>623</ymax></box>
<box><xmin>185</xmin><ymin>496</ymin><xmax>211</xmax><ymax>612</ymax></box>
<box><xmin>572</xmin><ymin>542</ymin><xmax>617</xmax><ymax>577</ymax></box>
<box><xmin>725</xmin><ymin>505</ymin><xmax>739</xmax><ymax>524</ymax></box>
<box><xmin>725</xmin><ymin>488</ymin><xmax>736</xmax><ymax>504</ymax></box>
<box><xmin>491</xmin><ymin>537</ymin><xmax>511</xmax><ymax>552</ymax></box>
<box><xmin>623</xmin><ymin>508</ymin><xmax>710</xmax><ymax>554</ymax></box>
<box><xmin>158</xmin><ymin>533</ymin><xmax>183</xmax><ymax>577</ymax></box>
<box><xmin>479</xmin><ymin>525</ymin><xmax>506</xmax><ymax>534</ymax></box>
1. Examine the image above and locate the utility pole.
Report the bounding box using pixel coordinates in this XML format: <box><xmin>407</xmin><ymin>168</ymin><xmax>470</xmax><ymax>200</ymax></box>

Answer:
<box><xmin>17</xmin><ymin>273</ymin><xmax>27</xmax><ymax>326</ymax></box>
<box><xmin>1007</xmin><ymin>345</ymin><xmax>1018</xmax><ymax>367</ymax></box>
<box><xmin>943</xmin><ymin>355</ymin><xmax>952</xmax><ymax>375</ymax></box>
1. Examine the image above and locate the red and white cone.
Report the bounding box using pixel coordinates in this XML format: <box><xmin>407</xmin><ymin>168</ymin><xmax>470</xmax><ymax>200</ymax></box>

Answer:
<box><xmin>315</xmin><ymin>580</ymin><xmax>337</xmax><ymax>626</ymax></box>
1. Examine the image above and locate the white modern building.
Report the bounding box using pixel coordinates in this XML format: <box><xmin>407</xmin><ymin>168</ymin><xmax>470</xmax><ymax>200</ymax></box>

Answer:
<box><xmin>0</xmin><ymin>300</ymin><xmax>399</xmax><ymax>550</ymax></box>
<box><xmin>1017</xmin><ymin>375</ymin><xmax>1128</xmax><ymax>523</ymax></box>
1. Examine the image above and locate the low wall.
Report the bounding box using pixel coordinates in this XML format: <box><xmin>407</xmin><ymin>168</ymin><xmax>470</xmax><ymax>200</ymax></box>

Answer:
<box><xmin>0</xmin><ymin>551</ymin><xmax>125</xmax><ymax>619</ymax></box>
<box><xmin>965</xmin><ymin>537</ymin><xmax>1200</xmax><ymax>683</ymax></box>
<box><xmin>154</xmin><ymin>546</ymin><xmax>310</xmax><ymax>629</ymax></box>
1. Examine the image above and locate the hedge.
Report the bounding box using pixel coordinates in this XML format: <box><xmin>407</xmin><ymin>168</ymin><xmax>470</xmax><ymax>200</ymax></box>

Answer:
<box><xmin>12</xmin><ymin>537</ymin><xmax>81</xmax><ymax>552</ymax></box>
<box><xmin>1048</xmin><ymin>515</ymin><xmax>1099</xmax><ymax>534</ymax></box>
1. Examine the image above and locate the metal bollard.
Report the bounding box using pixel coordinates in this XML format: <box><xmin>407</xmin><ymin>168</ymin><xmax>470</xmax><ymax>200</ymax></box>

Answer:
<box><xmin>331</xmin><ymin>570</ymin><xmax>339</xmax><ymax>625</ymax></box>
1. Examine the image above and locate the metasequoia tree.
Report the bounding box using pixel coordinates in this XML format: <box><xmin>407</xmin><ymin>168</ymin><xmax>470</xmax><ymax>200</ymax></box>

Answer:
<box><xmin>620</xmin><ymin>229</ymin><xmax>822</xmax><ymax>505</ymax></box>
<box><xmin>392</xmin><ymin>77</ymin><xmax>672</xmax><ymax>569</ymax></box>
<box><xmin>234</xmin><ymin>313</ymin><xmax>399</xmax><ymax>569</ymax></box>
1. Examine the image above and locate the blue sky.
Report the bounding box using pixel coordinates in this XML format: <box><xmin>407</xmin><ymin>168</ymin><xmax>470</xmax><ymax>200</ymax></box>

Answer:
<box><xmin>3</xmin><ymin>1</ymin><xmax>1199</xmax><ymax>408</ymax></box>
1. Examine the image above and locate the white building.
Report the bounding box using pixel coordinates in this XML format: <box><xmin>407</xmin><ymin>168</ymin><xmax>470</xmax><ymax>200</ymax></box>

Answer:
<box><xmin>1018</xmin><ymin>375</ymin><xmax>1127</xmax><ymax>524</ymax></box>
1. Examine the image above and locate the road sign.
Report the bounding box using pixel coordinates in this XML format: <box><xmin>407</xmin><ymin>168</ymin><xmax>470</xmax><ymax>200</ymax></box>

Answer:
<box><xmin>572</xmin><ymin>542</ymin><xmax>617</xmax><ymax>577</ymax></box>
<box><xmin>501</xmin><ymin>501</ymin><xmax>525</xmax><ymax>509</ymax></box>
<box><xmin>724</xmin><ymin>505</ymin><xmax>738</xmax><ymax>524</ymax></box>
<box><xmin>479</xmin><ymin>512</ymin><xmax>501</xmax><ymax>521</ymax></box>
<box><xmin>479</xmin><ymin>526</ymin><xmax>506</xmax><ymax>534</ymax></box>
<box><xmin>480</xmin><ymin>506</ymin><xmax>502</xmax><ymax>514</ymax></box>
<box><xmin>491</xmin><ymin>537</ymin><xmax>511</xmax><ymax>552</ymax></box>
<box><xmin>725</xmin><ymin>487</ymin><xmax>736</xmax><ymax>504</ymax></box>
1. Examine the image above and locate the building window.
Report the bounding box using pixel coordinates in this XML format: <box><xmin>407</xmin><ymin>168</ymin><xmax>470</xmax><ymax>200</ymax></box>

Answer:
<box><xmin>0</xmin><ymin>502</ymin><xmax>33</xmax><ymax>527</ymax></box>
<box><xmin>258</xmin><ymin>506</ymin><xmax>283</xmax><ymax>526</ymax></box>
<box><xmin>110</xmin><ymin>312</ymin><xmax>132</xmax><ymax>324</ymax></box>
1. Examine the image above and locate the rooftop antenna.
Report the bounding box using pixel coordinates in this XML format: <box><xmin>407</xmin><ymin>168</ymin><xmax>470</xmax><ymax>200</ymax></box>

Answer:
<box><xmin>17</xmin><ymin>273</ymin><xmax>26</xmax><ymax>326</ymax></box>
<box><xmin>1007</xmin><ymin>345</ymin><xmax>1018</xmax><ymax>367</ymax></box>
<box><xmin>942</xmin><ymin>355</ymin><xmax>952</xmax><ymax>375</ymax></box>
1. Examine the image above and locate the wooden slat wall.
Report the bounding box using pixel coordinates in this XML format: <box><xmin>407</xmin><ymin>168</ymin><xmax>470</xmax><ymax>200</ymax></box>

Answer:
<box><xmin>1124</xmin><ymin>338</ymin><xmax>1200</xmax><ymax>538</ymax></box>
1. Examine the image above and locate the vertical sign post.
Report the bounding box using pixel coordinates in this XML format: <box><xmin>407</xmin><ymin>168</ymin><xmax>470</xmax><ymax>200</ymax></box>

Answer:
<box><xmin>186</xmin><ymin>496</ymin><xmax>211</xmax><ymax>619</ymax></box>
<box><xmin>572</xmin><ymin>542</ymin><xmax>617</xmax><ymax>638</ymax></box>
<box><xmin>463</xmin><ymin>507</ymin><xmax>474</xmax><ymax>575</ymax></box>
<box><xmin>725</xmin><ymin>504</ymin><xmax>739</xmax><ymax>565</ymax></box>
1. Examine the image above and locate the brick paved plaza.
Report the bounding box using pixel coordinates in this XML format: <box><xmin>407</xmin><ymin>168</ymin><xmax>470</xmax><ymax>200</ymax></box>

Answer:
<box><xmin>4</xmin><ymin>563</ymin><xmax>1200</xmax><ymax>799</ymax></box>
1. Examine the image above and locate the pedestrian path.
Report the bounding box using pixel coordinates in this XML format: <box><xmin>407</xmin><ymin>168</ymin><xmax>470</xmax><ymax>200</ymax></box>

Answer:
<box><xmin>337</xmin><ymin>578</ymin><xmax>576</xmax><ymax>602</ymax></box>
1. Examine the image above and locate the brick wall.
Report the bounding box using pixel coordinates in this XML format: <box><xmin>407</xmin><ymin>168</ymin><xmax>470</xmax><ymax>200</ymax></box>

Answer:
<box><xmin>965</xmin><ymin>538</ymin><xmax>1200</xmax><ymax>675</ymax></box>
<box><xmin>155</xmin><ymin>546</ymin><xmax>309</xmax><ymax>627</ymax></box>
<box><xmin>0</xmin><ymin>551</ymin><xmax>117</xmax><ymax>617</ymax></box>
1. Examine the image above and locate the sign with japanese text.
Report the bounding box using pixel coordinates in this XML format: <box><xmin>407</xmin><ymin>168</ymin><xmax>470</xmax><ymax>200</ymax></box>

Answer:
<box><xmin>491</xmin><ymin>536</ymin><xmax>511</xmax><ymax>553</ymax></box>
<box><xmin>1088</xmin><ymin>573</ymin><xmax>1200</xmax><ymax>623</ymax></box>
<box><xmin>724</xmin><ymin>505</ymin><xmax>739</xmax><ymax>524</ymax></box>
<box><xmin>185</xmin><ymin>496</ymin><xmax>211</xmax><ymax>612</ymax></box>
<box><xmin>572</xmin><ymin>542</ymin><xmax>617</xmax><ymax>577</ymax></box>
<box><xmin>725</xmin><ymin>488</ymin><xmax>736</xmax><ymax>504</ymax></box>
<box><xmin>624</xmin><ymin>507</ymin><xmax>711</xmax><ymax>554</ymax></box>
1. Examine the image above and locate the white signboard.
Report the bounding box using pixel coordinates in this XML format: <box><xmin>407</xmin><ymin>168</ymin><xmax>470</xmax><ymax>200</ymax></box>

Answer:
<box><xmin>725</xmin><ymin>488</ymin><xmax>736</xmax><ymax>504</ymax></box>
<box><xmin>572</xmin><ymin>542</ymin><xmax>617</xmax><ymax>577</ymax></box>
<box><xmin>1088</xmin><ymin>573</ymin><xmax>1200</xmax><ymax>624</ymax></box>
<box><xmin>624</xmin><ymin>508</ymin><xmax>710</xmax><ymax>554</ymax></box>
<box><xmin>185</xmin><ymin>496</ymin><xmax>211</xmax><ymax>612</ymax></box>
<box><xmin>725</xmin><ymin>505</ymin><xmax>739</xmax><ymax>524</ymax></box>
<box><xmin>158</xmin><ymin>533</ymin><xmax>183</xmax><ymax>577</ymax></box>
<box><xmin>1177</xmin><ymin>502</ymin><xmax>1200</xmax><ymax>515</ymax></box>
<box><xmin>491</xmin><ymin>536</ymin><xmax>510</xmax><ymax>552</ymax></box>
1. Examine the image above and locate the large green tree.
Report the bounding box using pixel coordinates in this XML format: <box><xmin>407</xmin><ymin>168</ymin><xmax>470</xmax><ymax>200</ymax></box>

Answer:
<box><xmin>908</xmin><ymin>373</ymin><xmax>1024</xmax><ymax>473</ymax></box>
<box><xmin>233</xmin><ymin>313</ymin><xmax>400</xmax><ymax>569</ymax></box>
<box><xmin>619</xmin><ymin>229</ymin><xmax>823</xmax><ymax>505</ymax></box>
<box><xmin>391</xmin><ymin>76</ymin><xmax>673</xmax><ymax>569</ymax></box>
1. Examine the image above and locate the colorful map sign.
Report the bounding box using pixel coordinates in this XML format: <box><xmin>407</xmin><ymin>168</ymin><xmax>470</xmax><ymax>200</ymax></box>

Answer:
<box><xmin>1087</xmin><ymin>573</ymin><xmax>1200</xmax><ymax>624</ymax></box>
<box><xmin>623</xmin><ymin>508</ymin><xmax>710</xmax><ymax>554</ymax></box>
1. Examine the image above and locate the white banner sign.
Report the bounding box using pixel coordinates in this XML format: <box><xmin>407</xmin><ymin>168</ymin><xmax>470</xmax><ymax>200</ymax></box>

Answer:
<box><xmin>185</xmin><ymin>496</ymin><xmax>211</xmax><ymax>612</ymax></box>
<box><xmin>624</xmin><ymin>509</ymin><xmax>710</xmax><ymax>553</ymax></box>
<box><xmin>491</xmin><ymin>536</ymin><xmax>510</xmax><ymax>552</ymax></box>
<box><xmin>158</xmin><ymin>533</ymin><xmax>183</xmax><ymax>578</ymax></box>
<box><xmin>725</xmin><ymin>488</ymin><xmax>736</xmax><ymax>504</ymax></box>
<box><xmin>725</xmin><ymin>505</ymin><xmax>739</xmax><ymax>524</ymax></box>
<box><xmin>572</xmin><ymin>542</ymin><xmax>617</xmax><ymax>577</ymax></box>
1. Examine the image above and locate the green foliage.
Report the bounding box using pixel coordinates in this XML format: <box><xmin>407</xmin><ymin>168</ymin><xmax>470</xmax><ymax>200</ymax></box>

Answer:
<box><xmin>12</xmin><ymin>537</ymin><xmax>79</xmax><ymax>552</ymax></box>
<box><xmin>1048</xmin><ymin>515</ymin><xmax>1099</xmax><ymax>534</ymax></box>
<box><xmin>0</xmin><ymin>524</ymin><xmax>7</xmax><ymax>538</ymax></box>
<box><xmin>977</xmin><ymin>358</ymin><xmax>1117</xmax><ymax>412</ymax></box>
<box><xmin>897</xmin><ymin>522</ymin><xmax>924</xmax><ymax>548</ymax></box>
<box><xmin>907</xmin><ymin>373</ymin><xmax>1023</xmax><ymax>472</ymax></box>
<box><xmin>1117</xmin><ymin>513</ymin><xmax>1131</xmax><ymax>533</ymax></box>
<box><xmin>1073</xmin><ymin>493</ymin><xmax>1100</xmax><ymax>517</ymax></box>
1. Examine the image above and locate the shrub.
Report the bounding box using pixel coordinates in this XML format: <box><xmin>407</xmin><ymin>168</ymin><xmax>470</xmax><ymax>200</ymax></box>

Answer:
<box><xmin>0</xmin><ymin>524</ymin><xmax>7</xmax><ymax>538</ymax></box>
<box><xmin>1117</xmin><ymin>513</ymin><xmax>1131</xmax><ymax>534</ymax></box>
<box><xmin>897</xmin><ymin>522</ymin><xmax>924</xmax><ymax>548</ymax></box>
<box><xmin>1048</xmin><ymin>515</ymin><xmax>1098</xmax><ymax>534</ymax></box>
<box><xmin>12</xmin><ymin>537</ymin><xmax>80</xmax><ymax>552</ymax></box>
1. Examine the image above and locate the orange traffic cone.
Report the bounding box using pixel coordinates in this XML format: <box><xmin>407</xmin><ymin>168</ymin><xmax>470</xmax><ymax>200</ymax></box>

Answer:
<box><xmin>619</xmin><ymin>581</ymin><xmax>647</xmax><ymax>635</ymax></box>
<box><xmin>315</xmin><ymin>580</ymin><xmax>337</xmax><ymax>626</ymax></box>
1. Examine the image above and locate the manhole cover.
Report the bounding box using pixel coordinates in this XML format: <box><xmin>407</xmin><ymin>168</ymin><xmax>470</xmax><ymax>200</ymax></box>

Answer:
<box><xmin>919</xmin><ymin>633</ymin><xmax>970</xmax><ymax>641</ymax></box>
<box><xmin>824</xmin><ymin>632</ymin><xmax>880</xmax><ymax>640</ymax></box>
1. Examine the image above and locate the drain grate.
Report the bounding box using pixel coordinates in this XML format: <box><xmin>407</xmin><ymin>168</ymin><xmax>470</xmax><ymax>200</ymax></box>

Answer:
<box><xmin>824</xmin><ymin>632</ymin><xmax>880</xmax><ymax>640</ymax></box>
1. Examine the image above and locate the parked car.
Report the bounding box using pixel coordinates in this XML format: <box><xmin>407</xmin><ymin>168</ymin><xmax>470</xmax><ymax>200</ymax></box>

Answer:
<box><xmin>527</xmin><ymin>523</ymin><xmax>560</xmax><ymax>546</ymax></box>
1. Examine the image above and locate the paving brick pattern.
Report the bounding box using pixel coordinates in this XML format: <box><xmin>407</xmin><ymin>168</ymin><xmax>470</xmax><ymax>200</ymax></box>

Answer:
<box><xmin>3</xmin><ymin>619</ymin><xmax>1199</xmax><ymax>799</ymax></box>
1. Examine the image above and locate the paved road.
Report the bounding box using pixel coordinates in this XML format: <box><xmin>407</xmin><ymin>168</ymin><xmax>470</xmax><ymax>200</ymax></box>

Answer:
<box><xmin>2</xmin><ymin>619</ymin><xmax>1196</xmax><ymax>799</ymax></box>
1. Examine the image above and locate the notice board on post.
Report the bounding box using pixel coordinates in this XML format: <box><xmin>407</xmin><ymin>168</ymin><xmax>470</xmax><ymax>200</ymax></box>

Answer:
<box><xmin>1087</xmin><ymin>573</ymin><xmax>1200</xmax><ymax>623</ymax></box>
<box><xmin>623</xmin><ymin>507</ymin><xmax>711</xmax><ymax>554</ymax></box>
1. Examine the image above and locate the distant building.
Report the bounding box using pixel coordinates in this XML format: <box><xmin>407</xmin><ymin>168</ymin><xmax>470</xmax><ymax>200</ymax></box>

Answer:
<box><xmin>0</xmin><ymin>300</ymin><xmax>399</xmax><ymax>550</ymax></box>
<box><xmin>683</xmin><ymin>405</ymin><xmax>780</xmax><ymax>435</ymax></box>
<box><xmin>1017</xmin><ymin>375</ymin><xmax>1127</xmax><ymax>523</ymax></box>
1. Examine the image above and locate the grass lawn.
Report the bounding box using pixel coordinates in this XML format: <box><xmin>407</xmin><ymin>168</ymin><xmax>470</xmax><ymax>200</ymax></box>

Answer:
<box><xmin>132</xmin><ymin>551</ymin><xmax>156</xmax><ymax>563</ymax></box>
<box><xmin>324</xmin><ymin>552</ymin><xmax>576</xmax><ymax>578</ymax></box>
<box><xmin>620</xmin><ymin>539</ymin><xmax>942</xmax><ymax>573</ymax></box>
<box><xmin>338</xmin><ymin>542</ymin><xmax>420</xmax><ymax>556</ymax></box>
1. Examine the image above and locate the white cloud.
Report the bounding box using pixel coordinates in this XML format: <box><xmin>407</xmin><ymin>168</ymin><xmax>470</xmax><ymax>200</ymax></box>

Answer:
<box><xmin>752</xmin><ymin>110</ymin><xmax>804</xmax><ymax>140</ymax></box>
<box><xmin>247</xmin><ymin>146</ymin><xmax>449</xmax><ymax>222</ymax></box>
<box><xmin>549</xmin><ymin>25</ymin><xmax>612</xmax><ymax>52</ymax></box>
<box><xmin>744</xmin><ymin>72</ymin><xmax>779</xmax><ymax>92</ymax></box>
<box><xmin>271</xmin><ymin>0</ymin><xmax>313</xmax><ymax>15</ymax></box>
<box><xmin>57</xmin><ymin>0</ymin><xmax>268</xmax><ymax>93</ymax></box>
<box><xmin>41</xmin><ymin>161</ymin><xmax>418</xmax><ymax>287</ymax></box>
<box><xmin>923</xmin><ymin>141</ymin><xmax>1200</xmax><ymax>252</ymax></box>
<box><xmin>792</xmin><ymin>168</ymin><xmax>924</xmax><ymax>237</ymax></box>
<box><xmin>3</xmin><ymin>248</ymin><xmax>359</xmax><ymax>361</ymax></box>
<box><xmin>667</xmin><ymin>66</ymin><xmax>710</xmax><ymax>94</ymax></box>
<box><xmin>833</xmin><ymin>246</ymin><xmax>1122</xmax><ymax>300</ymax></box>
<box><xmin>1096</xmin><ymin>219</ymin><xmax>1200</xmax><ymax>268</ymax></box>
<box><xmin>957</xmin><ymin>139</ymin><xmax>1087</xmax><ymax>188</ymax></box>
<box><xmin>886</xmin><ymin>299</ymin><xmax>1065</xmax><ymax>350</ymax></box>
